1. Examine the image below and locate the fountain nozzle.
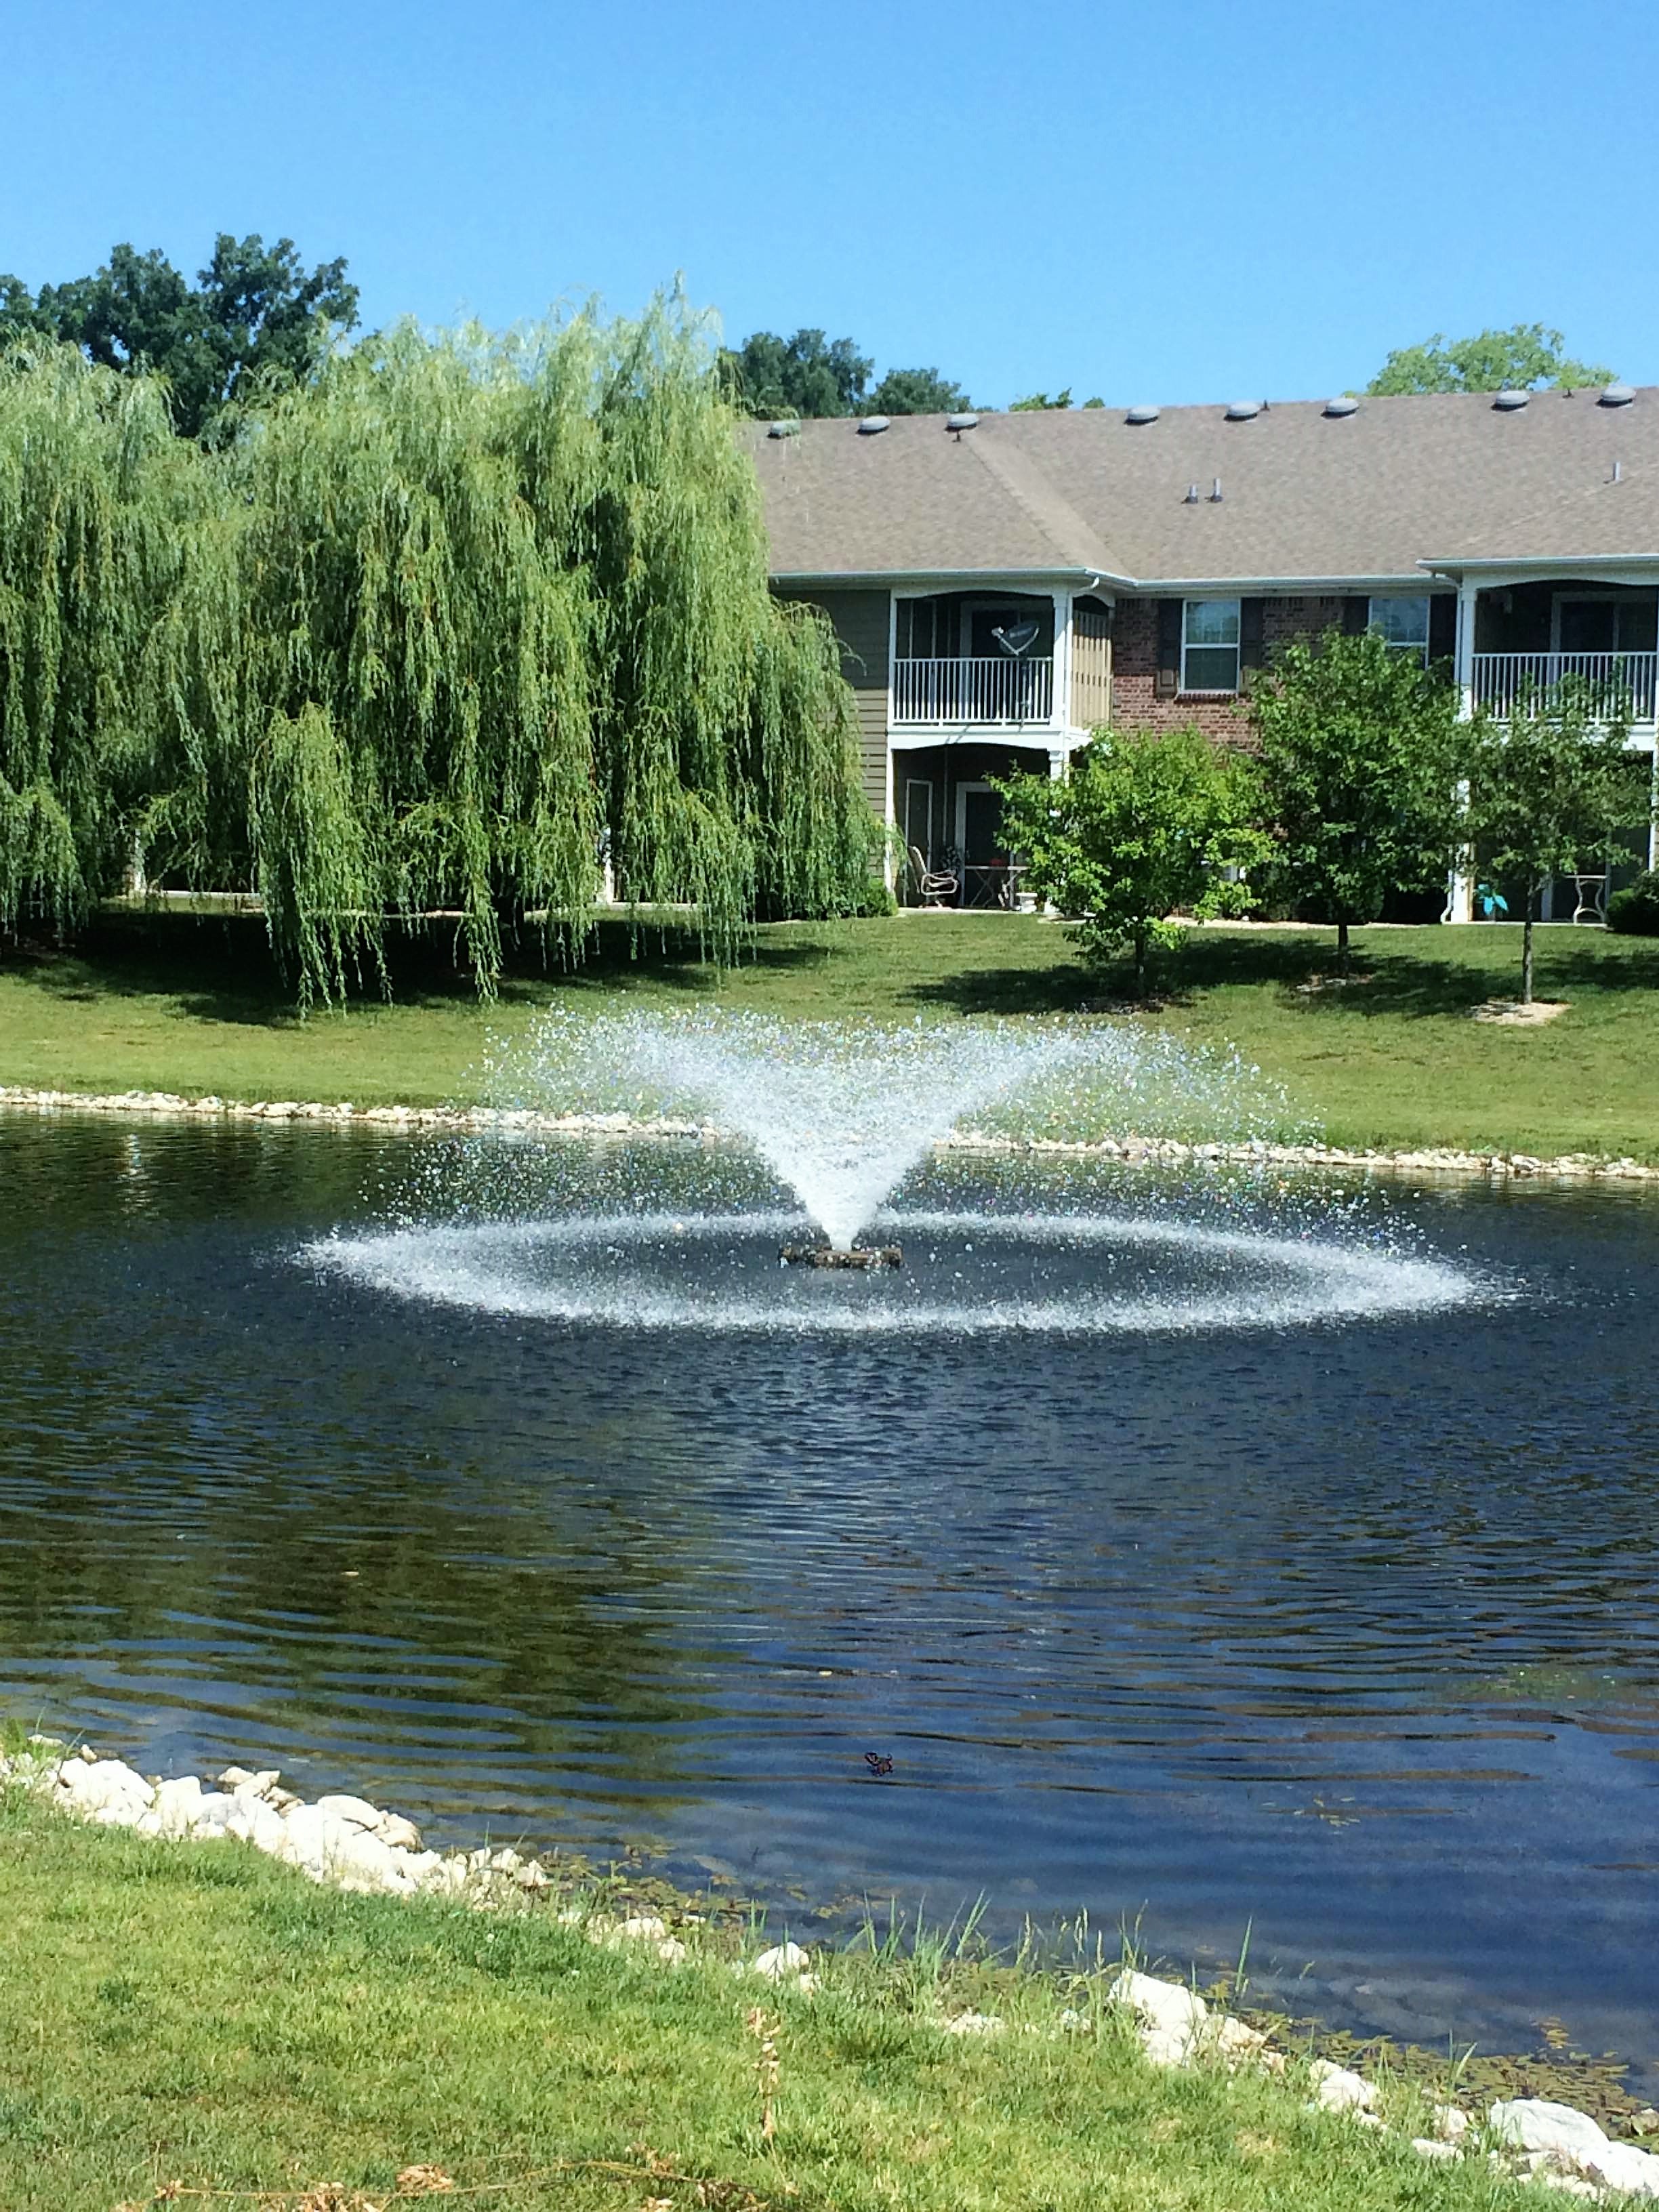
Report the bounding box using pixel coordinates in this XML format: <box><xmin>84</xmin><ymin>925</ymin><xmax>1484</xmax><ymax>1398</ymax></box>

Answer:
<box><xmin>781</xmin><ymin>1243</ymin><xmax>903</xmax><ymax>1271</ymax></box>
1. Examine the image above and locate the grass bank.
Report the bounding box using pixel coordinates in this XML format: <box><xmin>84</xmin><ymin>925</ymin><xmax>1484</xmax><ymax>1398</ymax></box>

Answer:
<box><xmin>2</xmin><ymin>908</ymin><xmax>1657</xmax><ymax>1160</ymax></box>
<box><xmin>0</xmin><ymin>1778</ymin><xmax>1537</xmax><ymax>2212</ymax></box>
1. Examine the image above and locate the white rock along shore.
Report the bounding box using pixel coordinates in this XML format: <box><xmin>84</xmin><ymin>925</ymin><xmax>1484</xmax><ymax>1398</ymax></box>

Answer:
<box><xmin>2</xmin><ymin>1084</ymin><xmax>1656</xmax><ymax>1184</ymax></box>
<box><xmin>5</xmin><ymin>1733</ymin><xmax>1658</xmax><ymax>2198</ymax></box>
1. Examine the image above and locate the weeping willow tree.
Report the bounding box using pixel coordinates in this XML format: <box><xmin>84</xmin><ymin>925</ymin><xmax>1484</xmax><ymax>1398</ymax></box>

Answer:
<box><xmin>0</xmin><ymin>344</ymin><xmax>196</xmax><ymax>931</ymax></box>
<box><xmin>1</xmin><ymin>293</ymin><xmax>872</xmax><ymax>1004</ymax></box>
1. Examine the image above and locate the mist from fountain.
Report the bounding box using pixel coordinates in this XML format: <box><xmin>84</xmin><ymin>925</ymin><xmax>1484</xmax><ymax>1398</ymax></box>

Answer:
<box><xmin>501</xmin><ymin>1010</ymin><xmax>1283</xmax><ymax>1251</ymax></box>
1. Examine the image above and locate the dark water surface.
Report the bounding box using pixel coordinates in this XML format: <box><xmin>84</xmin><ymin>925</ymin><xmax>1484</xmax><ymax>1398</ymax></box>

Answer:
<box><xmin>3</xmin><ymin>1113</ymin><xmax>1657</xmax><ymax>2078</ymax></box>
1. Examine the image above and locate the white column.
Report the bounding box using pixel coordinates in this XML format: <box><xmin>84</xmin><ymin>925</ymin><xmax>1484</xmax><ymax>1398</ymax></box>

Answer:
<box><xmin>1048</xmin><ymin>746</ymin><xmax>1067</xmax><ymax>781</ymax></box>
<box><xmin>1455</xmin><ymin>577</ymin><xmax>1478</xmax><ymax>720</ymax></box>
<box><xmin>1051</xmin><ymin>589</ymin><xmax>1072</xmax><ymax>733</ymax></box>
<box><xmin>1443</xmin><ymin>577</ymin><xmax>1480</xmax><ymax>922</ymax></box>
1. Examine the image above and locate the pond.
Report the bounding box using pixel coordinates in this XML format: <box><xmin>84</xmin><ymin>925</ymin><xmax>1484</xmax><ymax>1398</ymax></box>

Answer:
<box><xmin>2</xmin><ymin>1111</ymin><xmax>1656</xmax><ymax>2084</ymax></box>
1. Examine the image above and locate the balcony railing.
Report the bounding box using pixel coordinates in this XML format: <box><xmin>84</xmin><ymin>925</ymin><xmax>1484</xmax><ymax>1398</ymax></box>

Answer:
<box><xmin>892</xmin><ymin>655</ymin><xmax>1054</xmax><ymax>726</ymax></box>
<box><xmin>1471</xmin><ymin>651</ymin><xmax>1658</xmax><ymax>724</ymax></box>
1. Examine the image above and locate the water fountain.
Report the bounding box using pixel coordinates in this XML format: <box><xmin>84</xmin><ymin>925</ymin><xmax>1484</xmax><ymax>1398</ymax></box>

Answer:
<box><xmin>312</xmin><ymin>1012</ymin><xmax>1481</xmax><ymax>1336</ymax></box>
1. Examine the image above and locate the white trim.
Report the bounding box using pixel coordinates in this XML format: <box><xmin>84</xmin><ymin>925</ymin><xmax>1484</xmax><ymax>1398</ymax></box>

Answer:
<box><xmin>902</xmin><ymin>776</ymin><xmax>933</xmax><ymax>863</ymax></box>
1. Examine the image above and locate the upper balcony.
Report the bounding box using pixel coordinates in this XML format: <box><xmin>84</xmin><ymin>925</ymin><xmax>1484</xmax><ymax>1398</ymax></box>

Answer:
<box><xmin>892</xmin><ymin>655</ymin><xmax>1054</xmax><ymax>727</ymax></box>
<box><xmin>1468</xmin><ymin>581</ymin><xmax>1658</xmax><ymax>735</ymax></box>
<box><xmin>1471</xmin><ymin>651</ymin><xmax>1658</xmax><ymax>728</ymax></box>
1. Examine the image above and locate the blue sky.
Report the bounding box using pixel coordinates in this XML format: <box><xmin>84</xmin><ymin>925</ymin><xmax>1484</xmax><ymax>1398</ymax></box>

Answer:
<box><xmin>4</xmin><ymin>0</ymin><xmax>1654</xmax><ymax>408</ymax></box>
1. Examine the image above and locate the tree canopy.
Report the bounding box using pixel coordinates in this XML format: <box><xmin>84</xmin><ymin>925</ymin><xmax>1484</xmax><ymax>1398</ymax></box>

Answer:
<box><xmin>1366</xmin><ymin>324</ymin><xmax>1614</xmax><ymax>396</ymax></box>
<box><xmin>0</xmin><ymin>235</ymin><xmax>360</xmax><ymax>439</ymax></box>
<box><xmin>1008</xmin><ymin>389</ymin><xmax>1105</xmax><ymax>411</ymax></box>
<box><xmin>721</xmin><ymin>328</ymin><xmax>873</xmax><ymax>419</ymax></box>
<box><xmin>0</xmin><ymin>300</ymin><xmax>874</xmax><ymax>1004</ymax></box>
<box><xmin>722</xmin><ymin>327</ymin><xmax>971</xmax><ymax>418</ymax></box>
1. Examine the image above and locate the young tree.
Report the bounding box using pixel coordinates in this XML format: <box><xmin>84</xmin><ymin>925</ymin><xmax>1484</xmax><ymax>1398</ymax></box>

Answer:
<box><xmin>996</xmin><ymin>726</ymin><xmax>1265</xmax><ymax>996</ymax></box>
<box><xmin>1366</xmin><ymin>324</ymin><xmax>1613</xmax><ymax>396</ymax></box>
<box><xmin>1251</xmin><ymin>630</ymin><xmax>1467</xmax><ymax>968</ymax></box>
<box><xmin>1467</xmin><ymin>681</ymin><xmax>1652</xmax><ymax>1004</ymax></box>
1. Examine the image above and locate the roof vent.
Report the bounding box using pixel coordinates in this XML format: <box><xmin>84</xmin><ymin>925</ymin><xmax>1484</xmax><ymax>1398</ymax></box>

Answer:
<box><xmin>1600</xmin><ymin>382</ymin><xmax>1637</xmax><ymax>407</ymax></box>
<box><xmin>1493</xmin><ymin>388</ymin><xmax>1530</xmax><ymax>411</ymax></box>
<box><xmin>766</xmin><ymin>419</ymin><xmax>800</xmax><ymax>438</ymax></box>
<box><xmin>1225</xmin><ymin>400</ymin><xmax>1262</xmax><ymax>421</ymax></box>
<box><xmin>1184</xmin><ymin>483</ymin><xmax>1201</xmax><ymax>504</ymax></box>
<box><xmin>1209</xmin><ymin>476</ymin><xmax>1223</xmax><ymax>502</ymax></box>
<box><xmin>1324</xmin><ymin>395</ymin><xmax>1359</xmax><ymax>417</ymax></box>
<box><xmin>857</xmin><ymin>415</ymin><xmax>890</xmax><ymax>435</ymax></box>
<box><xmin>945</xmin><ymin>411</ymin><xmax>979</xmax><ymax>432</ymax></box>
<box><xmin>1125</xmin><ymin>404</ymin><xmax>1160</xmax><ymax>425</ymax></box>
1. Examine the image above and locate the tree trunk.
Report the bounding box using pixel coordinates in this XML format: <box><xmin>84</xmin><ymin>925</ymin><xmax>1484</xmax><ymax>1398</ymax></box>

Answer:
<box><xmin>1336</xmin><ymin>917</ymin><xmax>1351</xmax><ymax>974</ymax></box>
<box><xmin>1133</xmin><ymin>926</ymin><xmax>1148</xmax><ymax>1000</ymax></box>
<box><xmin>1521</xmin><ymin>898</ymin><xmax>1536</xmax><ymax>1007</ymax></box>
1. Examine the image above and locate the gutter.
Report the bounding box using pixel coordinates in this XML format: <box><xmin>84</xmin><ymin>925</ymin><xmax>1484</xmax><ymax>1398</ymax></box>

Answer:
<box><xmin>1420</xmin><ymin>553</ymin><xmax>1659</xmax><ymax>578</ymax></box>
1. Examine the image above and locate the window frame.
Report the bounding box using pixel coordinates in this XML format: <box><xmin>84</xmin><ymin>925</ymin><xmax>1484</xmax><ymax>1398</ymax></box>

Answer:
<box><xmin>1181</xmin><ymin>597</ymin><xmax>1242</xmax><ymax>695</ymax></box>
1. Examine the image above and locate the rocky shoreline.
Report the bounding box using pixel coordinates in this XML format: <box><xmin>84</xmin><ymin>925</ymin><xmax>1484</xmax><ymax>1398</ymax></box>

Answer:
<box><xmin>3</xmin><ymin>1082</ymin><xmax>1656</xmax><ymax>1183</ymax></box>
<box><xmin>5</xmin><ymin>1730</ymin><xmax>1658</xmax><ymax>2200</ymax></box>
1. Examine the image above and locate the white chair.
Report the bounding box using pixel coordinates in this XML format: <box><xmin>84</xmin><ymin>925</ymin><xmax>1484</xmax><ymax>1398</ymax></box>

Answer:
<box><xmin>907</xmin><ymin>845</ymin><xmax>959</xmax><ymax>909</ymax></box>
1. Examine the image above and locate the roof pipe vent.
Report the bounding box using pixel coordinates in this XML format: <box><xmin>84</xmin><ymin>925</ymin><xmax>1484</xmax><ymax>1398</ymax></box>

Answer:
<box><xmin>1324</xmin><ymin>395</ymin><xmax>1359</xmax><ymax>417</ymax></box>
<box><xmin>766</xmin><ymin>419</ymin><xmax>800</xmax><ymax>438</ymax></box>
<box><xmin>1225</xmin><ymin>400</ymin><xmax>1262</xmax><ymax>420</ymax></box>
<box><xmin>1600</xmin><ymin>382</ymin><xmax>1637</xmax><ymax>407</ymax></box>
<box><xmin>1209</xmin><ymin>477</ymin><xmax>1224</xmax><ymax>502</ymax></box>
<box><xmin>1125</xmin><ymin>404</ymin><xmax>1160</xmax><ymax>425</ymax></box>
<box><xmin>857</xmin><ymin>415</ymin><xmax>890</xmax><ymax>435</ymax></box>
<box><xmin>1493</xmin><ymin>388</ymin><xmax>1530</xmax><ymax>411</ymax></box>
<box><xmin>1184</xmin><ymin>483</ymin><xmax>1201</xmax><ymax>504</ymax></box>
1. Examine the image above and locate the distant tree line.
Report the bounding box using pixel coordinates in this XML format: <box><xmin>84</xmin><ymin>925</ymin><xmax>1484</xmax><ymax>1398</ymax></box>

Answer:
<box><xmin>0</xmin><ymin>235</ymin><xmax>360</xmax><ymax>441</ymax></box>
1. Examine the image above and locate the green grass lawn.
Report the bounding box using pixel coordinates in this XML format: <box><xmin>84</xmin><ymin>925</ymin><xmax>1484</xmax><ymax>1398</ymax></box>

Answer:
<box><xmin>2</xmin><ymin>907</ymin><xmax>1657</xmax><ymax>1160</ymax></box>
<box><xmin>0</xmin><ymin>1780</ymin><xmax>1536</xmax><ymax>2212</ymax></box>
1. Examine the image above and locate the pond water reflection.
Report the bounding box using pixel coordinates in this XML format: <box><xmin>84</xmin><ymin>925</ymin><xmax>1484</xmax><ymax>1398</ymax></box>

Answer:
<box><xmin>1</xmin><ymin>1113</ymin><xmax>1656</xmax><ymax>2080</ymax></box>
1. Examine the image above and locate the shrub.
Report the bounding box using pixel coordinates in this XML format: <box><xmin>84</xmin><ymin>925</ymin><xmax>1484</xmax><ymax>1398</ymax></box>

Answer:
<box><xmin>1607</xmin><ymin>868</ymin><xmax>1659</xmax><ymax>935</ymax></box>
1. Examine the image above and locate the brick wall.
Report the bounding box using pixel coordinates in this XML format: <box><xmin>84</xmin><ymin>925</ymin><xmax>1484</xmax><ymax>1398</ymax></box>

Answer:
<box><xmin>1109</xmin><ymin>593</ymin><xmax>1359</xmax><ymax>744</ymax></box>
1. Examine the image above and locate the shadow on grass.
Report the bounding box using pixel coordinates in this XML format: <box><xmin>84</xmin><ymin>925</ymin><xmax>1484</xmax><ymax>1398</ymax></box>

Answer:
<box><xmin>0</xmin><ymin>910</ymin><xmax>832</xmax><ymax>1028</ymax></box>
<box><xmin>902</xmin><ymin>926</ymin><xmax>1659</xmax><ymax>1021</ymax></box>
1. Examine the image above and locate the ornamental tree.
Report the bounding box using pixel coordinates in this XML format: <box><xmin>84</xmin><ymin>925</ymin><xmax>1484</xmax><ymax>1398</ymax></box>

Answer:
<box><xmin>996</xmin><ymin>725</ymin><xmax>1266</xmax><ymax>996</ymax></box>
<box><xmin>1467</xmin><ymin>680</ymin><xmax>1652</xmax><ymax>1003</ymax></box>
<box><xmin>1250</xmin><ymin>630</ymin><xmax>1468</xmax><ymax>967</ymax></box>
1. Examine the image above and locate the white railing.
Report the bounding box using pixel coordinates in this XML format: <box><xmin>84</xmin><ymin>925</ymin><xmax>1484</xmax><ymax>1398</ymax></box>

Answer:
<box><xmin>1471</xmin><ymin>651</ymin><xmax>1658</xmax><ymax>724</ymax></box>
<box><xmin>892</xmin><ymin>656</ymin><xmax>1054</xmax><ymax>726</ymax></box>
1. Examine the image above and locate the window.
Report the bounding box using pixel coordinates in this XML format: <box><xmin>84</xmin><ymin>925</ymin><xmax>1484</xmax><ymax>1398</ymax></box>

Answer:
<box><xmin>1182</xmin><ymin>598</ymin><xmax>1240</xmax><ymax>693</ymax></box>
<box><xmin>1368</xmin><ymin>596</ymin><xmax>1431</xmax><ymax>662</ymax></box>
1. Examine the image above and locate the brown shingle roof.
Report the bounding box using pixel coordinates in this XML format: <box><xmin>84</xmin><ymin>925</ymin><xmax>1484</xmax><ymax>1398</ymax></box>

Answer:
<box><xmin>747</xmin><ymin>388</ymin><xmax>1659</xmax><ymax>586</ymax></box>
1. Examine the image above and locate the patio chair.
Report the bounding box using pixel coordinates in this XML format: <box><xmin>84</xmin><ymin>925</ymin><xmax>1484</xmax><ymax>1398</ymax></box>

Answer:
<box><xmin>907</xmin><ymin>844</ymin><xmax>959</xmax><ymax>909</ymax></box>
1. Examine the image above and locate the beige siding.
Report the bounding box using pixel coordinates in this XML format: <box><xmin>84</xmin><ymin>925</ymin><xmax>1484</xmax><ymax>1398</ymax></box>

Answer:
<box><xmin>781</xmin><ymin>589</ymin><xmax>890</xmax><ymax>816</ymax></box>
<box><xmin>1071</xmin><ymin>605</ymin><xmax>1112</xmax><ymax>731</ymax></box>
